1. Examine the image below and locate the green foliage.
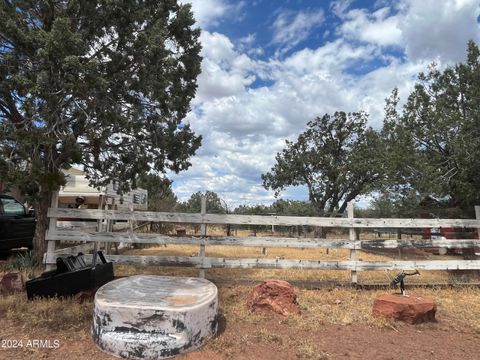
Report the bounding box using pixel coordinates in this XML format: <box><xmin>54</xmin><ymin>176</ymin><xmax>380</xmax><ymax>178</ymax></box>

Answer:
<box><xmin>0</xmin><ymin>1</ymin><xmax>202</xmax><ymax>259</ymax></box>
<box><xmin>270</xmin><ymin>199</ymin><xmax>316</xmax><ymax>217</ymax></box>
<box><xmin>136</xmin><ymin>173</ymin><xmax>178</xmax><ymax>233</ymax></box>
<box><xmin>178</xmin><ymin>191</ymin><xmax>226</xmax><ymax>214</ymax></box>
<box><xmin>234</xmin><ymin>204</ymin><xmax>272</xmax><ymax>215</ymax></box>
<box><xmin>262</xmin><ymin>111</ymin><xmax>384</xmax><ymax>215</ymax></box>
<box><xmin>356</xmin><ymin>191</ymin><xmax>423</xmax><ymax>218</ymax></box>
<box><xmin>137</xmin><ymin>173</ymin><xmax>178</xmax><ymax>212</ymax></box>
<box><xmin>0</xmin><ymin>0</ymin><xmax>202</xmax><ymax>196</ymax></box>
<box><xmin>234</xmin><ymin>200</ymin><xmax>315</xmax><ymax>233</ymax></box>
<box><xmin>382</xmin><ymin>41</ymin><xmax>480</xmax><ymax>215</ymax></box>
<box><xmin>234</xmin><ymin>200</ymin><xmax>314</xmax><ymax>217</ymax></box>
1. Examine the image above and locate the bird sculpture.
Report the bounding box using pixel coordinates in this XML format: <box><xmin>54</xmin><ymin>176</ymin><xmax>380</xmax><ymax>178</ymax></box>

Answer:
<box><xmin>390</xmin><ymin>270</ymin><xmax>420</xmax><ymax>296</ymax></box>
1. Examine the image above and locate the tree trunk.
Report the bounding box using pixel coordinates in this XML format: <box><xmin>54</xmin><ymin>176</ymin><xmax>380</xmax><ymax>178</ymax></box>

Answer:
<box><xmin>338</xmin><ymin>193</ymin><xmax>358</xmax><ymax>214</ymax></box>
<box><xmin>33</xmin><ymin>192</ymin><xmax>52</xmax><ymax>266</ymax></box>
<box><xmin>312</xmin><ymin>205</ymin><xmax>327</xmax><ymax>238</ymax></box>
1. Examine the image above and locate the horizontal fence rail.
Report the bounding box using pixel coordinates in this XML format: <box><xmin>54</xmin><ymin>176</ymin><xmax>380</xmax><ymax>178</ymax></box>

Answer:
<box><xmin>46</xmin><ymin>230</ymin><xmax>480</xmax><ymax>250</ymax></box>
<box><xmin>44</xmin><ymin>201</ymin><xmax>480</xmax><ymax>284</ymax></box>
<box><xmin>44</xmin><ymin>253</ymin><xmax>480</xmax><ymax>271</ymax></box>
<box><xmin>48</xmin><ymin>208</ymin><xmax>480</xmax><ymax>228</ymax></box>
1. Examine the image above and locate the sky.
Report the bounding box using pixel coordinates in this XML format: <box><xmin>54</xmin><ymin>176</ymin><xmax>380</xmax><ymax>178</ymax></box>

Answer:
<box><xmin>170</xmin><ymin>0</ymin><xmax>480</xmax><ymax>208</ymax></box>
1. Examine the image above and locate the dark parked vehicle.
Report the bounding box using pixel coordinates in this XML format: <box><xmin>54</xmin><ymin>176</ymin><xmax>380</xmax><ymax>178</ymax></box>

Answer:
<box><xmin>0</xmin><ymin>194</ymin><xmax>35</xmax><ymax>251</ymax></box>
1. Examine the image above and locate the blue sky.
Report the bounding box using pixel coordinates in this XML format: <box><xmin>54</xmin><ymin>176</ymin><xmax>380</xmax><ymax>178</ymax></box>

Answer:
<box><xmin>170</xmin><ymin>0</ymin><xmax>480</xmax><ymax>208</ymax></box>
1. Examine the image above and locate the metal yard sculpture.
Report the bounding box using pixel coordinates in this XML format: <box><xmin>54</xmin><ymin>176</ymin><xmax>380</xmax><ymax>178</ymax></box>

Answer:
<box><xmin>390</xmin><ymin>270</ymin><xmax>421</xmax><ymax>296</ymax></box>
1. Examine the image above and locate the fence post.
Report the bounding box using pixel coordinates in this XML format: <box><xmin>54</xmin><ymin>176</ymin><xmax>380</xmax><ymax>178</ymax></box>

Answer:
<box><xmin>105</xmin><ymin>198</ymin><xmax>114</xmax><ymax>254</ymax></box>
<box><xmin>476</xmin><ymin>206</ymin><xmax>480</xmax><ymax>255</ymax></box>
<box><xmin>397</xmin><ymin>229</ymin><xmax>403</xmax><ymax>259</ymax></box>
<box><xmin>347</xmin><ymin>202</ymin><xmax>357</xmax><ymax>285</ymax></box>
<box><xmin>92</xmin><ymin>195</ymin><xmax>106</xmax><ymax>266</ymax></box>
<box><xmin>199</xmin><ymin>196</ymin><xmax>207</xmax><ymax>278</ymax></box>
<box><xmin>45</xmin><ymin>191</ymin><xmax>59</xmax><ymax>270</ymax></box>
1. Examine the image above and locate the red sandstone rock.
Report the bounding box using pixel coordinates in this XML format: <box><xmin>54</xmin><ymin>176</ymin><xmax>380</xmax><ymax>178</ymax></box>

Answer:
<box><xmin>247</xmin><ymin>279</ymin><xmax>300</xmax><ymax>316</ymax></box>
<box><xmin>0</xmin><ymin>272</ymin><xmax>25</xmax><ymax>295</ymax></box>
<box><xmin>373</xmin><ymin>294</ymin><xmax>436</xmax><ymax>324</ymax></box>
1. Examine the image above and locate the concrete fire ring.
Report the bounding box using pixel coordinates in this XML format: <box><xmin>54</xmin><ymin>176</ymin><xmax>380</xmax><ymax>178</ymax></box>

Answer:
<box><xmin>92</xmin><ymin>275</ymin><xmax>218</xmax><ymax>359</ymax></box>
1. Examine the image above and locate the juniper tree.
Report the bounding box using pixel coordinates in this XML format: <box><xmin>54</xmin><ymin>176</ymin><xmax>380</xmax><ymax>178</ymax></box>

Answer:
<box><xmin>382</xmin><ymin>41</ymin><xmax>480</xmax><ymax>215</ymax></box>
<box><xmin>0</xmin><ymin>0</ymin><xmax>202</xmax><ymax>262</ymax></box>
<box><xmin>262</xmin><ymin>111</ymin><xmax>384</xmax><ymax>216</ymax></box>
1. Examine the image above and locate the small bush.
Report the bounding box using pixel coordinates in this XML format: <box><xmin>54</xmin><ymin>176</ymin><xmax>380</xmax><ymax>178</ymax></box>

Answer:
<box><xmin>6</xmin><ymin>250</ymin><xmax>39</xmax><ymax>279</ymax></box>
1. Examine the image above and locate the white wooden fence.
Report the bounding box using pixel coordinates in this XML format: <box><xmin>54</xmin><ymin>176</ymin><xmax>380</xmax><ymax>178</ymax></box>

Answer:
<box><xmin>44</xmin><ymin>195</ymin><xmax>480</xmax><ymax>284</ymax></box>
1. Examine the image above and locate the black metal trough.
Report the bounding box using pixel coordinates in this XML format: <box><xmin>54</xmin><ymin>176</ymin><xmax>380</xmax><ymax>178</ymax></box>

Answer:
<box><xmin>26</xmin><ymin>251</ymin><xmax>114</xmax><ymax>299</ymax></box>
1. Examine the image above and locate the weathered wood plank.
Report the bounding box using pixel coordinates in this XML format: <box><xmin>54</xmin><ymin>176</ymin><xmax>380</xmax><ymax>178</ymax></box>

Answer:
<box><xmin>47</xmin><ymin>230</ymin><xmax>198</xmax><ymax>245</ymax></box>
<box><xmin>199</xmin><ymin>196</ymin><xmax>207</xmax><ymax>278</ymax></box>
<box><xmin>47</xmin><ymin>208</ymin><xmax>204</xmax><ymax>223</ymax></box>
<box><xmin>47</xmin><ymin>208</ymin><xmax>480</xmax><ymax>228</ymax></box>
<box><xmin>46</xmin><ymin>230</ymin><xmax>357</xmax><ymax>248</ymax></box>
<box><xmin>46</xmin><ymin>230</ymin><xmax>480</xmax><ymax>249</ymax></box>
<box><xmin>207</xmin><ymin>214</ymin><xmax>480</xmax><ymax>228</ymax></box>
<box><xmin>53</xmin><ymin>243</ymin><xmax>94</xmax><ymax>254</ymax></box>
<box><xmin>348</xmin><ymin>202</ymin><xmax>357</xmax><ymax>283</ymax></box>
<box><xmin>353</xmin><ymin>260</ymin><xmax>480</xmax><ymax>271</ymax></box>
<box><xmin>44</xmin><ymin>192</ymin><xmax>59</xmax><ymax>269</ymax></box>
<box><xmin>361</xmin><ymin>239</ymin><xmax>480</xmax><ymax>249</ymax></box>
<box><xmin>44</xmin><ymin>252</ymin><xmax>480</xmax><ymax>270</ymax></box>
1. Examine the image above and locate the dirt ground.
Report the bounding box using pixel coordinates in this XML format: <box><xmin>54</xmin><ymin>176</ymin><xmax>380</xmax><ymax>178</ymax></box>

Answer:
<box><xmin>1</xmin><ymin>285</ymin><xmax>480</xmax><ymax>360</ymax></box>
<box><xmin>1</xmin><ymin>311</ymin><xmax>479</xmax><ymax>360</ymax></box>
<box><xmin>2</xmin><ymin>243</ymin><xmax>480</xmax><ymax>360</ymax></box>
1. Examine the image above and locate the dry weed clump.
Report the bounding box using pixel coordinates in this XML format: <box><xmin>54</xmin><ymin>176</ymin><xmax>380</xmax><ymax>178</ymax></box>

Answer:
<box><xmin>0</xmin><ymin>293</ymin><xmax>92</xmax><ymax>331</ymax></box>
<box><xmin>295</xmin><ymin>340</ymin><xmax>330</xmax><ymax>360</ymax></box>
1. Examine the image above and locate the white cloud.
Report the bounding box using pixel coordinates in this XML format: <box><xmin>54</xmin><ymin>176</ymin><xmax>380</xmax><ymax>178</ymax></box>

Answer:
<box><xmin>199</xmin><ymin>32</ymin><xmax>236</xmax><ymax>63</ymax></box>
<box><xmin>194</xmin><ymin>32</ymin><xmax>257</xmax><ymax>102</ymax></box>
<box><xmin>239</xmin><ymin>33</ymin><xmax>256</xmax><ymax>47</ymax></box>
<box><xmin>271</xmin><ymin>9</ymin><xmax>325</xmax><ymax>55</ymax></box>
<box><xmin>182</xmin><ymin>0</ymin><xmax>244</xmax><ymax>29</ymax></box>
<box><xmin>400</xmin><ymin>0</ymin><xmax>480</xmax><ymax>62</ymax></box>
<box><xmin>279</xmin><ymin>39</ymin><xmax>377</xmax><ymax>76</ymax></box>
<box><xmin>339</xmin><ymin>7</ymin><xmax>402</xmax><ymax>47</ymax></box>
<box><xmin>338</xmin><ymin>0</ymin><xmax>480</xmax><ymax>62</ymax></box>
<box><xmin>331</xmin><ymin>0</ymin><xmax>354</xmax><ymax>18</ymax></box>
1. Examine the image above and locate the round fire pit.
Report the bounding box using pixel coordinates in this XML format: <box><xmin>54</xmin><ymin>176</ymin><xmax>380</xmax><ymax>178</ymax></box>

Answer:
<box><xmin>92</xmin><ymin>275</ymin><xmax>218</xmax><ymax>359</ymax></box>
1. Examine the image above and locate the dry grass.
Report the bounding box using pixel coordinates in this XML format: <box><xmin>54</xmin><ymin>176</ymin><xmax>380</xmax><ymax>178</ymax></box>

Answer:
<box><xmin>2</xmin><ymin>283</ymin><xmax>480</xmax><ymax>331</ymax></box>
<box><xmin>111</xmin><ymin>242</ymin><xmax>480</xmax><ymax>356</ymax></box>
<box><xmin>0</xmin><ymin>292</ymin><xmax>92</xmax><ymax>331</ymax></box>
